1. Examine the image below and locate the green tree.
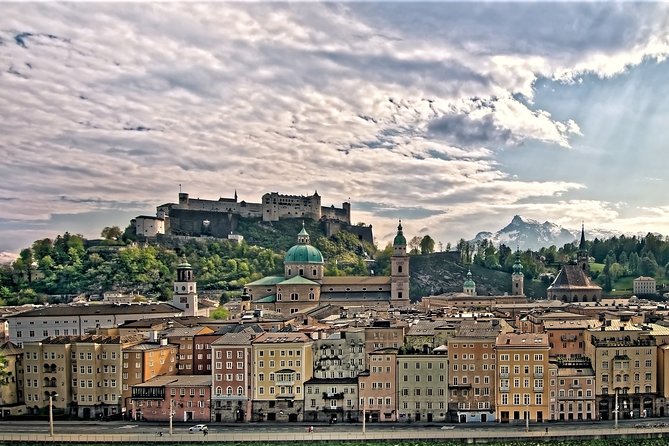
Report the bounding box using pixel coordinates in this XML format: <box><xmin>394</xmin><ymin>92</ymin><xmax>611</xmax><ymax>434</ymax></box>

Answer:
<box><xmin>210</xmin><ymin>307</ymin><xmax>229</xmax><ymax>320</ymax></box>
<box><xmin>602</xmin><ymin>256</ymin><xmax>613</xmax><ymax>292</ymax></box>
<box><xmin>639</xmin><ymin>256</ymin><xmax>658</xmax><ymax>277</ymax></box>
<box><xmin>420</xmin><ymin>235</ymin><xmax>435</xmax><ymax>255</ymax></box>
<box><xmin>408</xmin><ymin>236</ymin><xmax>421</xmax><ymax>255</ymax></box>
<box><xmin>101</xmin><ymin>226</ymin><xmax>123</xmax><ymax>240</ymax></box>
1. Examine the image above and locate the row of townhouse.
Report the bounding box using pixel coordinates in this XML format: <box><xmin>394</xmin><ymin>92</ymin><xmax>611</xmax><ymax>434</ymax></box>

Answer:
<box><xmin>9</xmin><ymin>312</ymin><xmax>669</xmax><ymax>424</ymax></box>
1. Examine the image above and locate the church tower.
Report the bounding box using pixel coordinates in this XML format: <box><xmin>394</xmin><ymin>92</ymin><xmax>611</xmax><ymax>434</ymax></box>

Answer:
<box><xmin>577</xmin><ymin>223</ymin><xmax>589</xmax><ymax>272</ymax></box>
<box><xmin>173</xmin><ymin>259</ymin><xmax>198</xmax><ymax>316</ymax></box>
<box><xmin>390</xmin><ymin>220</ymin><xmax>410</xmax><ymax>305</ymax></box>
<box><xmin>463</xmin><ymin>269</ymin><xmax>476</xmax><ymax>296</ymax></box>
<box><xmin>511</xmin><ymin>249</ymin><xmax>524</xmax><ymax>296</ymax></box>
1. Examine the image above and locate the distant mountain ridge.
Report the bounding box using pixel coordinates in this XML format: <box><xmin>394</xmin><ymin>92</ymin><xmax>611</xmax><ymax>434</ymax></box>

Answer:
<box><xmin>471</xmin><ymin>215</ymin><xmax>627</xmax><ymax>251</ymax></box>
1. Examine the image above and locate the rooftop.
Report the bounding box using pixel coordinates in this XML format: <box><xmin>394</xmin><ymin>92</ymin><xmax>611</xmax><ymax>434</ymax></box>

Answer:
<box><xmin>253</xmin><ymin>332</ymin><xmax>312</xmax><ymax>344</ymax></box>
<box><xmin>496</xmin><ymin>333</ymin><xmax>549</xmax><ymax>348</ymax></box>
<box><xmin>136</xmin><ymin>374</ymin><xmax>211</xmax><ymax>387</ymax></box>
<box><xmin>8</xmin><ymin>303</ymin><xmax>182</xmax><ymax>318</ymax></box>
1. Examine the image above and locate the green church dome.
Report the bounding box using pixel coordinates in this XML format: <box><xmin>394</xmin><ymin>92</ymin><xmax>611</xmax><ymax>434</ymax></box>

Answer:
<box><xmin>393</xmin><ymin>220</ymin><xmax>407</xmax><ymax>246</ymax></box>
<box><xmin>177</xmin><ymin>258</ymin><xmax>192</xmax><ymax>269</ymax></box>
<box><xmin>464</xmin><ymin>270</ymin><xmax>476</xmax><ymax>287</ymax></box>
<box><xmin>284</xmin><ymin>244</ymin><xmax>324</xmax><ymax>264</ymax></box>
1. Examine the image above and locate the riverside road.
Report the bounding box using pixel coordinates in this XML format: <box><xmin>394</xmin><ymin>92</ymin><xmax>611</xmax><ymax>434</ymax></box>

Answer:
<box><xmin>1</xmin><ymin>418</ymin><xmax>669</xmax><ymax>441</ymax></box>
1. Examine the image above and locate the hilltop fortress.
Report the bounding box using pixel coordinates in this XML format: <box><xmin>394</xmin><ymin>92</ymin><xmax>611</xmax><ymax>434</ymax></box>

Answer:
<box><xmin>134</xmin><ymin>190</ymin><xmax>373</xmax><ymax>243</ymax></box>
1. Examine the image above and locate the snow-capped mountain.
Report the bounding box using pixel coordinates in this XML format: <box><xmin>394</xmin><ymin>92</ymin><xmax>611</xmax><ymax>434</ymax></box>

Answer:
<box><xmin>470</xmin><ymin>215</ymin><xmax>624</xmax><ymax>251</ymax></box>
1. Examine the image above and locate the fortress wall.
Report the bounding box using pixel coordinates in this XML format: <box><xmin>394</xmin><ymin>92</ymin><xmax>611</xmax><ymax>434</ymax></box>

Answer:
<box><xmin>262</xmin><ymin>192</ymin><xmax>322</xmax><ymax>221</ymax></box>
<box><xmin>168</xmin><ymin>208</ymin><xmax>238</xmax><ymax>238</ymax></box>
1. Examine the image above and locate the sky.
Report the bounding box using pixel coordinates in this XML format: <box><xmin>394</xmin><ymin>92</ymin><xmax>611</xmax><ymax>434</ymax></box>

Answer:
<box><xmin>2</xmin><ymin>2</ymin><xmax>669</xmax><ymax>257</ymax></box>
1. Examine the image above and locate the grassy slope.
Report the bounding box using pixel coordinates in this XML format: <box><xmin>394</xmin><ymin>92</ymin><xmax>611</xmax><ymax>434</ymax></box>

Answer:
<box><xmin>409</xmin><ymin>252</ymin><xmax>548</xmax><ymax>301</ymax></box>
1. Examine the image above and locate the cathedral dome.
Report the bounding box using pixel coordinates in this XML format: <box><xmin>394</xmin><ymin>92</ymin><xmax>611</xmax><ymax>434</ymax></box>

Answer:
<box><xmin>284</xmin><ymin>225</ymin><xmax>324</xmax><ymax>264</ymax></box>
<box><xmin>284</xmin><ymin>244</ymin><xmax>324</xmax><ymax>264</ymax></box>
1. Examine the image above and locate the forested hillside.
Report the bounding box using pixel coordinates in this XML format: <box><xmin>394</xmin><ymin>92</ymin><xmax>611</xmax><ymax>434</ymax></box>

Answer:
<box><xmin>2</xmin><ymin>221</ymin><xmax>667</xmax><ymax>306</ymax></box>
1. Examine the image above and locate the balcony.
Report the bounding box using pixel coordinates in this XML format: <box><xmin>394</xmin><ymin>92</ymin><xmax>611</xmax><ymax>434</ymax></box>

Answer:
<box><xmin>276</xmin><ymin>393</ymin><xmax>295</xmax><ymax>399</ymax></box>
<box><xmin>499</xmin><ymin>372</ymin><xmax>509</xmax><ymax>378</ymax></box>
<box><xmin>534</xmin><ymin>385</ymin><xmax>544</xmax><ymax>392</ymax></box>
<box><xmin>276</xmin><ymin>379</ymin><xmax>295</xmax><ymax>386</ymax></box>
<box><xmin>323</xmin><ymin>392</ymin><xmax>344</xmax><ymax>400</ymax></box>
<box><xmin>448</xmin><ymin>383</ymin><xmax>472</xmax><ymax>389</ymax></box>
<box><xmin>499</xmin><ymin>385</ymin><xmax>509</xmax><ymax>392</ymax></box>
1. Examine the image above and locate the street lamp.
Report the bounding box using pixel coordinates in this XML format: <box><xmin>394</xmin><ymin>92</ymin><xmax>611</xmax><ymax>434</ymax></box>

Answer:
<box><xmin>169</xmin><ymin>400</ymin><xmax>174</xmax><ymax>436</ymax></box>
<box><xmin>49</xmin><ymin>391</ymin><xmax>59</xmax><ymax>437</ymax></box>
<box><xmin>614</xmin><ymin>388</ymin><xmax>619</xmax><ymax>430</ymax></box>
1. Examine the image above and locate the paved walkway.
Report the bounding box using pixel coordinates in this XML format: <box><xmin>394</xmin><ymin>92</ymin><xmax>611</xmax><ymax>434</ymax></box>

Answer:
<box><xmin>2</xmin><ymin>424</ymin><xmax>669</xmax><ymax>443</ymax></box>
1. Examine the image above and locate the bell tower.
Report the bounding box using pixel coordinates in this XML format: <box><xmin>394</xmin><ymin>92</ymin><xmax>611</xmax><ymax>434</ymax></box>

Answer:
<box><xmin>390</xmin><ymin>220</ymin><xmax>410</xmax><ymax>305</ymax></box>
<box><xmin>511</xmin><ymin>249</ymin><xmax>524</xmax><ymax>296</ymax></box>
<box><xmin>173</xmin><ymin>259</ymin><xmax>198</xmax><ymax>316</ymax></box>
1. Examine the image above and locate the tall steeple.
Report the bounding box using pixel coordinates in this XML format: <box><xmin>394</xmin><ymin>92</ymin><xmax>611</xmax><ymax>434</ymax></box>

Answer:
<box><xmin>390</xmin><ymin>219</ymin><xmax>409</xmax><ymax>305</ymax></box>
<box><xmin>511</xmin><ymin>248</ymin><xmax>524</xmax><ymax>296</ymax></box>
<box><xmin>578</xmin><ymin>222</ymin><xmax>589</xmax><ymax>272</ymax></box>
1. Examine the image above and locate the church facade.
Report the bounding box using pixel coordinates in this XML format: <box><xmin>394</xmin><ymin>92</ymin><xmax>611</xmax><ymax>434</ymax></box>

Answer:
<box><xmin>547</xmin><ymin>225</ymin><xmax>602</xmax><ymax>303</ymax></box>
<box><xmin>243</xmin><ymin>222</ymin><xmax>411</xmax><ymax>314</ymax></box>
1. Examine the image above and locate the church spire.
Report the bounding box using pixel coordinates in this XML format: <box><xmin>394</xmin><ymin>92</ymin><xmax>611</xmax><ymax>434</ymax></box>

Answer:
<box><xmin>579</xmin><ymin>222</ymin><xmax>586</xmax><ymax>252</ymax></box>
<box><xmin>393</xmin><ymin>219</ymin><xmax>407</xmax><ymax>247</ymax></box>
<box><xmin>234</xmin><ymin>189</ymin><xmax>238</xmax><ymax>202</ymax></box>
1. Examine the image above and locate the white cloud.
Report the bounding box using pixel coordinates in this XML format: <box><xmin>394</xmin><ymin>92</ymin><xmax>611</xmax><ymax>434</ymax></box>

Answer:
<box><xmin>1</xmin><ymin>3</ymin><xmax>669</xmax><ymax>251</ymax></box>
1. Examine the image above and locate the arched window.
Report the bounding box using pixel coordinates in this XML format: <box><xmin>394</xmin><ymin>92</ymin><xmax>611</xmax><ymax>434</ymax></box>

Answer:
<box><xmin>226</xmin><ymin>386</ymin><xmax>233</xmax><ymax>396</ymax></box>
<box><xmin>216</xmin><ymin>386</ymin><xmax>222</xmax><ymax>396</ymax></box>
<box><xmin>237</xmin><ymin>386</ymin><xmax>243</xmax><ymax>396</ymax></box>
<box><xmin>398</xmin><ymin>265</ymin><xmax>403</xmax><ymax>273</ymax></box>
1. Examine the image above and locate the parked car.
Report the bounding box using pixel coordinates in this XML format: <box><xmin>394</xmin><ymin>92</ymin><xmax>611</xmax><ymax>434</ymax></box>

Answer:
<box><xmin>189</xmin><ymin>424</ymin><xmax>208</xmax><ymax>433</ymax></box>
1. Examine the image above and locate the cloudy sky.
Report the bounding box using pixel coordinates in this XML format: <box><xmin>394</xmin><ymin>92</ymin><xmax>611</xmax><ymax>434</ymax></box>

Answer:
<box><xmin>2</xmin><ymin>2</ymin><xmax>669</xmax><ymax>256</ymax></box>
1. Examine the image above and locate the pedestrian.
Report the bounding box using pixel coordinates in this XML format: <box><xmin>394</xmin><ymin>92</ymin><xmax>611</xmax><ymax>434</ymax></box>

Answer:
<box><xmin>545</xmin><ymin>427</ymin><xmax>549</xmax><ymax>434</ymax></box>
<box><xmin>203</xmin><ymin>428</ymin><xmax>208</xmax><ymax>436</ymax></box>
